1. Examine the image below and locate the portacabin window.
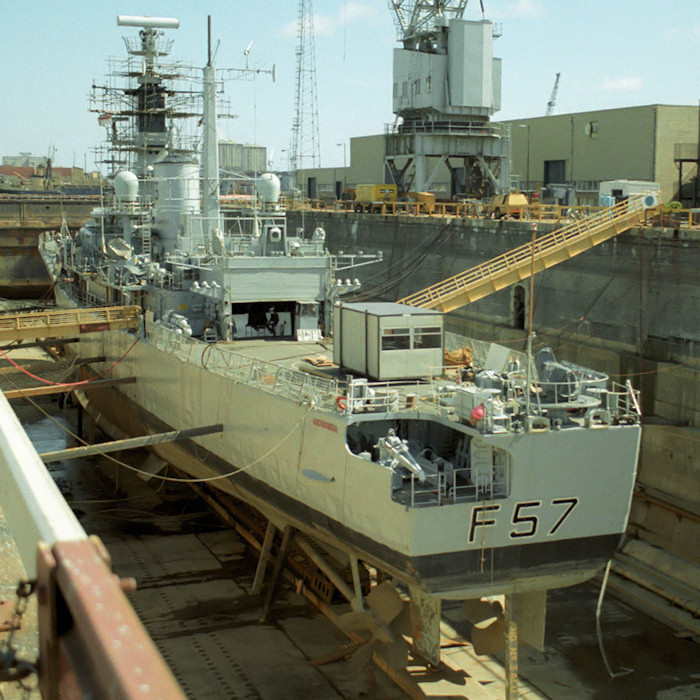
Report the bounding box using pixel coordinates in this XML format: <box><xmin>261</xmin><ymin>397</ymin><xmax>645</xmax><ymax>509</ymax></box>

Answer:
<box><xmin>381</xmin><ymin>327</ymin><xmax>411</xmax><ymax>351</ymax></box>
<box><xmin>381</xmin><ymin>326</ymin><xmax>441</xmax><ymax>351</ymax></box>
<box><xmin>413</xmin><ymin>326</ymin><xmax>442</xmax><ymax>349</ymax></box>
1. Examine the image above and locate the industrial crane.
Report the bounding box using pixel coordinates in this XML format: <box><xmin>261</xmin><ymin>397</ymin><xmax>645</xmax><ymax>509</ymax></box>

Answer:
<box><xmin>389</xmin><ymin>1</ymin><xmax>470</xmax><ymax>40</ymax></box>
<box><xmin>546</xmin><ymin>72</ymin><xmax>561</xmax><ymax>116</ymax></box>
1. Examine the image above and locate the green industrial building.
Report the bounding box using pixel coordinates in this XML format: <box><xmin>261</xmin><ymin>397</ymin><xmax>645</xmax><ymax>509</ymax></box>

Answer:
<box><xmin>298</xmin><ymin>104</ymin><xmax>700</xmax><ymax>206</ymax></box>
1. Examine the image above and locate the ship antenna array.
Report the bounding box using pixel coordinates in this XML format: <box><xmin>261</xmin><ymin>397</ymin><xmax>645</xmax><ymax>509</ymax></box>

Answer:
<box><xmin>208</xmin><ymin>15</ymin><xmax>212</xmax><ymax>66</ymax></box>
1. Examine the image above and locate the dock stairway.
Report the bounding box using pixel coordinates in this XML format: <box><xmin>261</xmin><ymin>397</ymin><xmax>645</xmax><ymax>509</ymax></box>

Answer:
<box><xmin>398</xmin><ymin>194</ymin><xmax>659</xmax><ymax>313</ymax></box>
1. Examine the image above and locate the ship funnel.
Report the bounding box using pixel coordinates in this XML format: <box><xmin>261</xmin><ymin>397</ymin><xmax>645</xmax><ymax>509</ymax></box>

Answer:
<box><xmin>117</xmin><ymin>15</ymin><xmax>180</xmax><ymax>29</ymax></box>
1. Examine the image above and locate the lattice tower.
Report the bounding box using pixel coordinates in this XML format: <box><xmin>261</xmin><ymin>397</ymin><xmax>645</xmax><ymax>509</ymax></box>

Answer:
<box><xmin>290</xmin><ymin>0</ymin><xmax>321</xmax><ymax>183</ymax></box>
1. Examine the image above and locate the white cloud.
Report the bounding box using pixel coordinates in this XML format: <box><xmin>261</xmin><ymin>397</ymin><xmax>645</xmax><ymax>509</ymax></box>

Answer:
<box><xmin>343</xmin><ymin>2</ymin><xmax>381</xmax><ymax>23</ymax></box>
<box><xmin>498</xmin><ymin>0</ymin><xmax>546</xmax><ymax>19</ymax></box>
<box><xmin>281</xmin><ymin>2</ymin><xmax>381</xmax><ymax>38</ymax></box>
<box><xmin>601</xmin><ymin>76</ymin><xmax>642</xmax><ymax>92</ymax></box>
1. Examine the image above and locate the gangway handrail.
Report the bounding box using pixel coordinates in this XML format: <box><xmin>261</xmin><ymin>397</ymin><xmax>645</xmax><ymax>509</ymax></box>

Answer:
<box><xmin>0</xmin><ymin>305</ymin><xmax>141</xmax><ymax>341</ymax></box>
<box><xmin>399</xmin><ymin>194</ymin><xmax>657</xmax><ymax>312</ymax></box>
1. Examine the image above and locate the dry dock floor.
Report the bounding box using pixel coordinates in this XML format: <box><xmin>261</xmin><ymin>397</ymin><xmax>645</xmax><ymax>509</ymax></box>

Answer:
<box><xmin>1</xmin><ymin>396</ymin><xmax>699</xmax><ymax>699</ymax></box>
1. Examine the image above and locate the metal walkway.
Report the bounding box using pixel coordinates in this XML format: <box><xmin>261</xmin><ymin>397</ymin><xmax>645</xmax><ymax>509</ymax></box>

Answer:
<box><xmin>399</xmin><ymin>194</ymin><xmax>658</xmax><ymax>313</ymax></box>
<box><xmin>0</xmin><ymin>305</ymin><xmax>141</xmax><ymax>342</ymax></box>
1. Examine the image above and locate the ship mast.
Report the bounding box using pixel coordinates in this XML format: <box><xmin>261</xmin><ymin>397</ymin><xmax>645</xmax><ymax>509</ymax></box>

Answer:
<box><xmin>202</xmin><ymin>15</ymin><xmax>222</xmax><ymax>243</ymax></box>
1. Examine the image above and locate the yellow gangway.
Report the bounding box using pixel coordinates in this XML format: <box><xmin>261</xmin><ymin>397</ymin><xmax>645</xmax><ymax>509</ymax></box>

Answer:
<box><xmin>0</xmin><ymin>305</ymin><xmax>141</xmax><ymax>342</ymax></box>
<box><xmin>399</xmin><ymin>194</ymin><xmax>659</xmax><ymax>313</ymax></box>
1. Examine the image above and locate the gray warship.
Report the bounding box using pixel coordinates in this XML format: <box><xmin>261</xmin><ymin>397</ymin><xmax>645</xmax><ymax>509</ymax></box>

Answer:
<box><xmin>40</xmin><ymin>15</ymin><xmax>643</xmax><ymax>665</ymax></box>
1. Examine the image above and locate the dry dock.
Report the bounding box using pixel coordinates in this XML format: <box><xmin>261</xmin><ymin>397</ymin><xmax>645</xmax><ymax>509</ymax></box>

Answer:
<box><xmin>1</xmin><ymin>388</ymin><xmax>699</xmax><ymax>699</ymax></box>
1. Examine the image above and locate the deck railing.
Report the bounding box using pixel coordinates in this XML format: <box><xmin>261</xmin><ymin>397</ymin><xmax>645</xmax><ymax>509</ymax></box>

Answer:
<box><xmin>400</xmin><ymin>465</ymin><xmax>509</xmax><ymax>508</ymax></box>
<box><xmin>148</xmin><ymin>324</ymin><xmax>340</xmax><ymax>411</ymax></box>
<box><xmin>147</xmin><ymin>325</ymin><xmax>642</xmax><ymax>427</ymax></box>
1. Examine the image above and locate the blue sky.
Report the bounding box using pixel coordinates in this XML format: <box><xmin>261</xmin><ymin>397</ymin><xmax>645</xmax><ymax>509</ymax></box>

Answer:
<box><xmin>1</xmin><ymin>1</ymin><xmax>698</xmax><ymax>172</ymax></box>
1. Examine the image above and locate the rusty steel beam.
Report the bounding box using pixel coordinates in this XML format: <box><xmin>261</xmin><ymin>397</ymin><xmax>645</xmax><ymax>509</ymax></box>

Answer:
<box><xmin>0</xmin><ymin>389</ymin><xmax>184</xmax><ymax>698</ymax></box>
<box><xmin>37</xmin><ymin>537</ymin><xmax>186</xmax><ymax>700</ymax></box>
<box><xmin>39</xmin><ymin>423</ymin><xmax>223</xmax><ymax>463</ymax></box>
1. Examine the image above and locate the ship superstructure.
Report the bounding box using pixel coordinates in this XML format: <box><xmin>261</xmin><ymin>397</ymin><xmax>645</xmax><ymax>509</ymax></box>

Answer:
<box><xmin>39</xmin><ymin>15</ymin><xmax>643</xmax><ymax>668</ymax></box>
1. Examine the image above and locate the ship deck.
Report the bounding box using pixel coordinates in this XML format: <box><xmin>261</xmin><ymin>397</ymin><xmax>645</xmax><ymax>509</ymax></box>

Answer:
<box><xmin>193</xmin><ymin>334</ymin><xmax>454</xmax><ymax>418</ymax></box>
<box><xmin>219</xmin><ymin>337</ymin><xmax>335</xmax><ymax>372</ymax></box>
<box><xmin>154</xmin><ymin>329</ymin><xmax>637</xmax><ymax>434</ymax></box>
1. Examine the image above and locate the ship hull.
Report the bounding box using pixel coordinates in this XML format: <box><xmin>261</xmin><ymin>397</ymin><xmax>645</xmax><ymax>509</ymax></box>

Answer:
<box><xmin>70</xmin><ymin>314</ymin><xmax>640</xmax><ymax>600</ymax></box>
<box><xmin>78</xmin><ymin>370</ymin><xmax>620</xmax><ymax>597</ymax></box>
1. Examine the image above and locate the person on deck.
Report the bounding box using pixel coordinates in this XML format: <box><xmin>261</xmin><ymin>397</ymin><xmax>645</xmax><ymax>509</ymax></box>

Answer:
<box><xmin>266</xmin><ymin>307</ymin><xmax>279</xmax><ymax>336</ymax></box>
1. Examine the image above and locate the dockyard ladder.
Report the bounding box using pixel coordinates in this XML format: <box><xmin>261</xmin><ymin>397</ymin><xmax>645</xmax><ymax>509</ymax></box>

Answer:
<box><xmin>399</xmin><ymin>194</ymin><xmax>659</xmax><ymax>313</ymax></box>
<box><xmin>137</xmin><ymin>211</ymin><xmax>152</xmax><ymax>258</ymax></box>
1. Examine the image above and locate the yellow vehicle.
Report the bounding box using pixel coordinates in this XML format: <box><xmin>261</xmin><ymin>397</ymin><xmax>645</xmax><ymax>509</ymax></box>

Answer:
<box><xmin>354</xmin><ymin>183</ymin><xmax>398</xmax><ymax>213</ymax></box>
<box><xmin>486</xmin><ymin>192</ymin><xmax>529</xmax><ymax>219</ymax></box>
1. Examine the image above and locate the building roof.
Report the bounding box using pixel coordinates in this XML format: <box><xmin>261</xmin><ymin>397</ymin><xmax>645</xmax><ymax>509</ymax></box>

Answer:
<box><xmin>340</xmin><ymin>301</ymin><xmax>442</xmax><ymax>317</ymax></box>
<box><xmin>497</xmin><ymin>103</ymin><xmax>698</xmax><ymax>124</ymax></box>
<box><xmin>0</xmin><ymin>166</ymin><xmax>35</xmax><ymax>179</ymax></box>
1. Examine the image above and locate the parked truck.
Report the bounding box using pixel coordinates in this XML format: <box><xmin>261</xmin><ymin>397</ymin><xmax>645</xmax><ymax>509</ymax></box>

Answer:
<box><xmin>353</xmin><ymin>184</ymin><xmax>398</xmax><ymax>213</ymax></box>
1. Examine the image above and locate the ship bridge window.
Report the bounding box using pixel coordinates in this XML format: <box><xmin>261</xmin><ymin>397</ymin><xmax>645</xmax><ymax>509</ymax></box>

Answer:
<box><xmin>413</xmin><ymin>326</ymin><xmax>441</xmax><ymax>349</ymax></box>
<box><xmin>381</xmin><ymin>328</ymin><xmax>411</xmax><ymax>351</ymax></box>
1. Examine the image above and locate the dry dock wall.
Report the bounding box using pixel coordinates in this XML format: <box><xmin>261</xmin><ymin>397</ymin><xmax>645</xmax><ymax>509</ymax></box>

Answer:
<box><xmin>0</xmin><ymin>226</ymin><xmax>54</xmax><ymax>297</ymax></box>
<box><xmin>292</xmin><ymin>211</ymin><xmax>699</xmax><ymax>360</ymax></box>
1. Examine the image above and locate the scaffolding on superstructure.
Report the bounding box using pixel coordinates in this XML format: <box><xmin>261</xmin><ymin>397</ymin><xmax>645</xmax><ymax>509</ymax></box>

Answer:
<box><xmin>88</xmin><ymin>30</ymin><xmax>232</xmax><ymax>177</ymax></box>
